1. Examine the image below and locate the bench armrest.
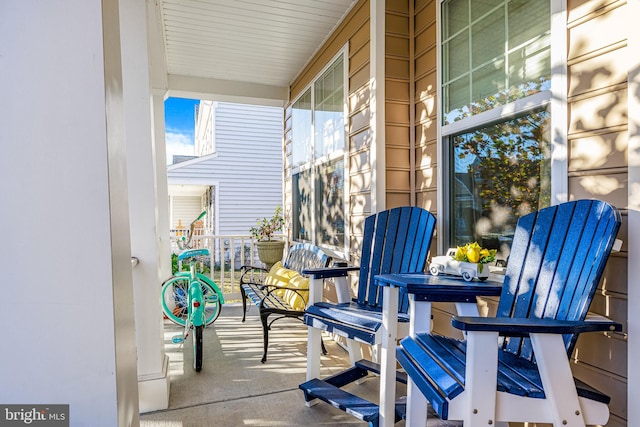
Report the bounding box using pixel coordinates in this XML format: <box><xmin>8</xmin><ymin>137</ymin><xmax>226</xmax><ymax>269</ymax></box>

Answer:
<box><xmin>240</xmin><ymin>265</ymin><xmax>269</xmax><ymax>285</ymax></box>
<box><xmin>260</xmin><ymin>283</ymin><xmax>309</xmax><ymax>293</ymax></box>
<box><xmin>259</xmin><ymin>285</ymin><xmax>309</xmax><ymax>310</ymax></box>
<box><xmin>301</xmin><ymin>265</ymin><xmax>360</xmax><ymax>279</ymax></box>
<box><xmin>451</xmin><ymin>316</ymin><xmax>622</xmax><ymax>336</ymax></box>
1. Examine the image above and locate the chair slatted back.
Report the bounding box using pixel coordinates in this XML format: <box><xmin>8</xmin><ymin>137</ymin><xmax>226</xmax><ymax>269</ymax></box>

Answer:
<box><xmin>357</xmin><ymin>206</ymin><xmax>437</xmax><ymax>312</ymax></box>
<box><xmin>284</xmin><ymin>243</ymin><xmax>331</xmax><ymax>272</ymax></box>
<box><xmin>497</xmin><ymin>200</ymin><xmax>621</xmax><ymax>360</ymax></box>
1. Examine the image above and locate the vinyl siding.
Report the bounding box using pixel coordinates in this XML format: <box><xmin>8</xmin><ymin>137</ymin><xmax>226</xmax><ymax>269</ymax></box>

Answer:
<box><xmin>168</xmin><ymin>102</ymin><xmax>283</xmax><ymax>236</ymax></box>
<box><xmin>170</xmin><ymin>195</ymin><xmax>202</xmax><ymax>229</ymax></box>
<box><xmin>567</xmin><ymin>1</ymin><xmax>628</xmax><ymax>425</ymax></box>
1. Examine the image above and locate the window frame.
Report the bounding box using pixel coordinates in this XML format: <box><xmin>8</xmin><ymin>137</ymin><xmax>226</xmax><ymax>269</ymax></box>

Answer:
<box><xmin>289</xmin><ymin>45</ymin><xmax>349</xmax><ymax>254</ymax></box>
<box><xmin>436</xmin><ymin>0</ymin><xmax>567</xmax><ymax>253</ymax></box>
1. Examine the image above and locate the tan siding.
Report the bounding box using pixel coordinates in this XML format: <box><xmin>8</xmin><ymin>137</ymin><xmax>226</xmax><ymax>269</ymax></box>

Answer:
<box><xmin>350</xmin><ymin>41</ymin><xmax>370</xmax><ymax>75</ymax></box>
<box><xmin>386</xmin><ymin>124</ymin><xmax>410</xmax><ymax>148</ymax></box>
<box><xmin>350</xmin><ymin>63</ymin><xmax>371</xmax><ymax>94</ymax></box>
<box><xmin>386</xmin><ymin>101</ymin><xmax>409</xmax><ymax>124</ymax></box>
<box><xmin>567</xmin><ymin>1</ymin><xmax>628</xmax><ymax>425</ymax></box>
<box><xmin>385</xmin><ymin>1</ymin><xmax>412</xmax><ymax>208</ymax></box>
<box><xmin>290</xmin><ymin>0</ymin><xmax>369</xmax><ymax>98</ymax></box>
<box><xmin>387</xmin><ymin>80</ymin><xmax>410</xmax><ymax>103</ymax></box>
<box><xmin>386</xmin><ymin>34</ymin><xmax>409</xmax><ymax>57</ymax></box>
<box><xmin>387</xmin><ymin>137</ymin><xmax>410</xmax><ymax>159</ymax></box>
<box><xmin>287</xmin><ymin>0</ymin><xmax>372</xmax><ymax>260</ymax></box>
<box><xmin>570</xmin><ymin>130</ymin><xmax>627</xmax><ymax>171</ymax></box>
<box><xmin>414</xmin><ymin>0</ymin><xmax>437</xmax><ymax>216</ymax></box>
<box><xmin>387</xmin><ymin>193</ymin><xmax>411</xmax><ymax>207</ymax></box>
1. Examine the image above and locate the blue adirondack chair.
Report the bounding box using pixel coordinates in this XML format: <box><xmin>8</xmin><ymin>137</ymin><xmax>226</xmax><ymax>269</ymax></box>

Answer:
<box><xmin>299</xmin><ymin>206</ymin><xmax>437</xmax><ymax>425</ymax></box>
<box><xmin>396</xmin><ymin>200</ymin><xmax>622</xmax><ymax>427</ymax></box>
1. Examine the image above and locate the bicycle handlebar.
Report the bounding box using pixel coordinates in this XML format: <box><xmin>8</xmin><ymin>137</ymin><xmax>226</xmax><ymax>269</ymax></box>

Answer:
<box><xmin>177</xmin><ymin>211</ymin><xmax>207</xmax><ymax>250</ymax></box>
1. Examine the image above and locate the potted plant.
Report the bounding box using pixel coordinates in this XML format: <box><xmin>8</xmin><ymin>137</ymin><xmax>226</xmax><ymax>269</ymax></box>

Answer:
<box><xmin>250</xmin><ymin>206</ymin><xmax>285</xmax><ymax>269</ymax></box>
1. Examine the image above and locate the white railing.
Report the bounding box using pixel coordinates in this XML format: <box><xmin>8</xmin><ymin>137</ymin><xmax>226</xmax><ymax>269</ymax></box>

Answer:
<box><xmin>169</xmin><ymin>232</ymin><xmax>287</xmax><ymax>302</ymax></box>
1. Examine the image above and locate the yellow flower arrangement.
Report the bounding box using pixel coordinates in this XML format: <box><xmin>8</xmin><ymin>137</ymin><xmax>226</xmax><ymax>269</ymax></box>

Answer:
<box><xmin>453</xmin><ymin>242</ymin><xmax>497</xmax><ymax>264</ymax></box>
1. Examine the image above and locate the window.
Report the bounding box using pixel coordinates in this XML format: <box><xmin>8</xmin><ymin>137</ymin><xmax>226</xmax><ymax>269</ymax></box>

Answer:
<box><xmin>441</xmin><ymin>0</ymin><xmax>552</xmax><ymax>255</ymax></box>
<box><xmin>291</xmin><ymin>52</ymin><xmax>346</xmax><ymax>248</ymax></box>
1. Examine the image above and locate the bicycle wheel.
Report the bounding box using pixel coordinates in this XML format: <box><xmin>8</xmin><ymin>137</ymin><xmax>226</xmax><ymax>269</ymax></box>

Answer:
<box><xmin>161</xmin><ymin>276</ymin><xmax>222</xmax><ymax>326</ymax></box>
<box><xmin>193</xmin><ymin>325</ymin><xmax>203</xmax><ymax>372</ymax></box>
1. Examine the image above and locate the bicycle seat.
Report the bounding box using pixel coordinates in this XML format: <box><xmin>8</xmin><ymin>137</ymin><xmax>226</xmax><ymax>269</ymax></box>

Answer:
<box><xmin>178</xmin><ymin>248</ymin><xmax>210</xmax><ymax>261</ymax></box>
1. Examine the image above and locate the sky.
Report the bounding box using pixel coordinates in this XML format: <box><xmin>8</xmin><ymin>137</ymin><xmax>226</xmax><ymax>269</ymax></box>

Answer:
<box><xmin>164</xmin><ymin>97</ymin><xmax>199</xmax><ymax>164</ymax></box>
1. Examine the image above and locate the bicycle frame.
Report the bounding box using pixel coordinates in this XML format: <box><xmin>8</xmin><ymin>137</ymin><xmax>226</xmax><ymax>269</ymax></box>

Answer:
<box><xmin>188</xmin><ymin>264</ymin><xmax>205</xmax><ymax>328</ymax></box>
<box><xmin>174</xmin><ymin>270</ymin><xmax>226</xmax><ymax>305</ymax></box>
<box><xmin>177</xmin><ymin>248</ymin><xmax>211</xmax><ymax>330</ymax></box>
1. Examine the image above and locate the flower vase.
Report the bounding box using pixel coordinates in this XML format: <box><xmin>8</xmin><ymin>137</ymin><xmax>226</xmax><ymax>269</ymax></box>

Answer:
<box><xmin>256</xmin><ymin>240</ymin><xmax>286</xmax><ymax>270</ymax></box>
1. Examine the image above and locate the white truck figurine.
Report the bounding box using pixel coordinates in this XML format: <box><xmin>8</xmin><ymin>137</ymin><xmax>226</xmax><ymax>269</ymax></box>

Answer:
<box><xmin>428</xmin><ymin>248</ymin><xmax>490</xmax><ymax>282</ymax></box>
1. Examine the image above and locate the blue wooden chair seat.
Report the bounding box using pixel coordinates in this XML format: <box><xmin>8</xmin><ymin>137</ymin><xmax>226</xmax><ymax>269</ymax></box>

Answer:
<box><xmin>299</xmin><ymin>206</ymin><xmax>437</xmax><ymax>425</ymax></box>
<box><xmin>396</xmin><ymin>200</ymin><xmax>622</xmax><ymax>427</ymax></box>
<box><xmin>398</xmin><ymin>332</ymin><xmax>611</xmax><ymax>421</ymax></box>
<box><xmin>305</xmin><ymin>301</ymin><xmax>411</xmax><ymax>343</ymax></box>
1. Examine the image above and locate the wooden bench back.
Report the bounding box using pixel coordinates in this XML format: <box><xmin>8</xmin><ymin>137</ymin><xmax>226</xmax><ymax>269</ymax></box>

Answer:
<box><xmin>283</xmin><ymin>243</ymin><xmax>332</xmax><ymax>273</ymax></box>
<box><xmin>498</xmin><ymin>199</ymin><xmax>621</xmax><ymax>360</ymax></box>
<box><xmin>357</xmin><ymin>206</ymin><xmax>437</xmax><ymax>312</ymax></box>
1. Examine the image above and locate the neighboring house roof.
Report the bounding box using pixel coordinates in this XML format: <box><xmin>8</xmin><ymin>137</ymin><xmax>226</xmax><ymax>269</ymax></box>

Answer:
<box><xmin>171</xmin><ymin>155</ymin><xmax>198</xmax><ymax>164</ymax></box>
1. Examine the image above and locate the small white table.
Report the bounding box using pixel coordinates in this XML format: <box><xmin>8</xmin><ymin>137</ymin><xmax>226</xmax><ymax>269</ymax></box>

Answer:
<box><xmin>374</xmin><ymin>273</ymin><xmax>503</xmax><ymax>427</ymax></box>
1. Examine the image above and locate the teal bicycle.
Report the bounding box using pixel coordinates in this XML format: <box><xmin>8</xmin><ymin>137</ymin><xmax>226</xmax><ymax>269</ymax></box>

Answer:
<box><xmin>161</xmin><ymin>211</ymin><xmax>224</xmax><ymax>371</ymax></box>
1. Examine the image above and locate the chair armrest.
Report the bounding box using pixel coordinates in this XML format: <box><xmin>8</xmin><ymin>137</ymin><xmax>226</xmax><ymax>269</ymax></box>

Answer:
<box><xmin>452</xmin><ymin>316</ymin><xmax>622</xmax><ymax>336</ymax></box>
<box><xmin>304</xmin><ymin>266</ymin><xmax>359</xmax><ymax>305</ymax></box>
<box><xmin>301</xmin><ymin>265</ymin><xmax>360</xmax><ymax>279</ymax></box>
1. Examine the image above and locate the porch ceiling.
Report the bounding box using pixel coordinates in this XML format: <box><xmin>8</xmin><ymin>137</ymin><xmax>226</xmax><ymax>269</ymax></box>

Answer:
<box><xmin>154</xmin><ymin>0</ymin><xmax>357</xmax><ymax>104</ymax></box>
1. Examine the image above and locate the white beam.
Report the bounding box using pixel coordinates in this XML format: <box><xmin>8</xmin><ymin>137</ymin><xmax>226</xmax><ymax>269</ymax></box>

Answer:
<box><xmin>167</xmin><ymin>74</ymin><xmax>287</xmax><ymax>106</ymax></box>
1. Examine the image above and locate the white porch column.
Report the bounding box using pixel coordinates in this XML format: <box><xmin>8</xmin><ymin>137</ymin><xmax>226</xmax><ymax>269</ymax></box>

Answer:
<box><xmin>120</xmin><ymin>0</ymin><xmax>170</xmax><ymax>412</ymax></box>
<box><xmin>0</xmin><ymin>0</ymin><xmax>139</xmax><ymax>425</ymax></box>
<box><xmin>152</xmin><ymin>93</ymin><xmax>173</xmax><ymax>282</ymax></box>
<box><xmin>370</xmin><ymin>0</ymin><xmax>386</xmax><ymax>212</ymax></box>
<box><xmin>627</xmin><ymin>0</ymin><xmax>640</xmax><ymax>425</ymax></box>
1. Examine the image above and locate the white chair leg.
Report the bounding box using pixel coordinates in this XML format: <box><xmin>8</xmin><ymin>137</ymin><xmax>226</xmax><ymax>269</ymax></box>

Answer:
<box><xmin>347</xmin><ymin>338</ymin><xmax>363</xmax><ymax>366</ymax></box>
<box><xmin>372</xmin><ymin>343</ymin><xmax>381</xmax><ymax>363</ymax></box>
<box><xmin>306</xmin><ymin>326</ymin><xmax>322</xmax><ymax>381</ymax></box>
<box><xmin>305</xmin><ymin>326</ymin><xmax>323</xmax><ymax>407</ymax></box>
<box><xmin>406</xmin><ymin>297</ymin><xmax>432</xmax><ymax>427</ymax></box>
<box><xmin>406</xmin><ymin>378</ymin><xmax>428</xmax><ymax>427</ymax></box>
<box><xmin>463</xmin><ymin>331</ymin><xmax>499</xmax><ymax>427</ymax></box>
<box><xmin>531</xmin><ymin>333</ymin><xmax>587</xmax><ymax>427</ymax></box>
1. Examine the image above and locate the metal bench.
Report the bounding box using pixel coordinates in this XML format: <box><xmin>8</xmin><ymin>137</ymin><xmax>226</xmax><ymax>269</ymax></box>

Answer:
<box><xmin>240</xmin><ymin>243</ymin><xmax>333</xmax><ymax>363</ymax></box>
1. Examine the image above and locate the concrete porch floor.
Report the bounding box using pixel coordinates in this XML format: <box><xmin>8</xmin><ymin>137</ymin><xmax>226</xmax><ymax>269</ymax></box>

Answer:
<box><xmin>140</xmin><ymin>304</ymin><xmax>459</xmax><ymax>427</ymax></box>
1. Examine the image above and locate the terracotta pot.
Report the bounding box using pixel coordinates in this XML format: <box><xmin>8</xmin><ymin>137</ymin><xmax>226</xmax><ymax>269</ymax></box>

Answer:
<box><xmin>256</xmin><ymin>240</ymin><xmax>286</xmax><ymax>270</ymax></box>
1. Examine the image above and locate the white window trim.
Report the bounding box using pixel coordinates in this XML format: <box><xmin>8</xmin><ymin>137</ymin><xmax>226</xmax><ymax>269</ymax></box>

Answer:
<box><xmin>436</xmin><ymin>0</ymin><xmax>567</xmax><ymax>252</ymax></box>
<box><xmin>289</xmin><ymin>44</ymin><xmax>349</xmax><ymax>255</ymax></box>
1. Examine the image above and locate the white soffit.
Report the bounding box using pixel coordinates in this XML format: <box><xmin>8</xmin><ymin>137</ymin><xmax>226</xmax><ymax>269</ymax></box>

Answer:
<box><xmin>160</xmin><ymin>0</ymin><xmax>357</xmax><ymax>100</ymax></box>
